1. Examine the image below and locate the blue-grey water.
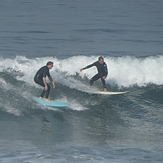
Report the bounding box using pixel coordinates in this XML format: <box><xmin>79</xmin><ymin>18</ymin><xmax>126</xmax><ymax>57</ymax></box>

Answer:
<box><xmin>0</xmin><ymin>0</ymin><xmax>163</xmax><ymax>162</ymax></box>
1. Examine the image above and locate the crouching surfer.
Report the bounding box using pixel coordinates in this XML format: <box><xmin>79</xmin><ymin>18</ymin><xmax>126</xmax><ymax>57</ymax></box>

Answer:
<box><xmin>80</xmin><ymin>56</ymin><xmax>108</xmax><ymax>92</ymax></box>
<box><xmin>34</xmin><ymin>61</ymin><xmax>55</xmax><ymax>102</ymax></box>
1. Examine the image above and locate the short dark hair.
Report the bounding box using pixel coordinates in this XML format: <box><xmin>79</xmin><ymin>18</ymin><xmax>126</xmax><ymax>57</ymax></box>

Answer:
<box><xmin>46</xmin><ymin>61</ymin><xmax>53</xmax><ymax>66</ymax></box>
<box><xmin>98</xmin><ymin>56</ymin><xmax>104</xmax><ymax>61</ymax></box>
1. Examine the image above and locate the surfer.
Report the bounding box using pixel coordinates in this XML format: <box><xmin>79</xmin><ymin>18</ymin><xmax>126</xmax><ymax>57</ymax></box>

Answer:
<box><xmin>34</xmin><ymin>61</ymin><xmax>55</xmax><ymax>102</ymax></box>
<box><xmin>80</xmin><ymin>56</ymin><xmax>108</xmax><ymax>92</ymax></box>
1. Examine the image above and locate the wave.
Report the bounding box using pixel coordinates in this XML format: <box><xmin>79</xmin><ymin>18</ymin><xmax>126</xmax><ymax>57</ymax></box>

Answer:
<box><xmin>1</xmin><ymin>54</ymin><xmax>163</xmax><ymax>115</ymax></box>
<box><xmin>0</xmin><ymin>55</ymin><xmax>163</xmax><ymax>88</ymax></box>
<box><xmin>1</xmin><ymin>55</ymin><xmax>163</xmax><ymax>147</ymax></box>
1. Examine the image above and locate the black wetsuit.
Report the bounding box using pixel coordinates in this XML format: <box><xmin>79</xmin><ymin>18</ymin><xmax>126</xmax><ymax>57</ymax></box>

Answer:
<box><xmin>83</xmin><ymin>61</ymin><xmax>108</xmax><ymax>88</ymax></box>
<box><xmin>34</xmin><ymin>66</ymin><xmax>51</xmax><ymax>98</ymax></box>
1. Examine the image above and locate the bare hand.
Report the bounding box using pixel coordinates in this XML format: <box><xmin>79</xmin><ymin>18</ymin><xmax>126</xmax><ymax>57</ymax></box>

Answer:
<box><xmin>52</xmin><ymin>81</ymin><xmax>55</xmax><ymax>88</ymax></box>
<box><xmin>80</xmin><ymin>68</ymin><xmax>83</xmax><ymax>72</ymax></box>
<box><xmin>102</xmin><ymin>76</ymin><xmax>106</xmax><ymax>79</ymax></box>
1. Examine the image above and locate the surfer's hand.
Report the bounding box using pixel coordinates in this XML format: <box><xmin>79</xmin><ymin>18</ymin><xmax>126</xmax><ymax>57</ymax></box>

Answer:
<box><xmin>52</xmin><ymin>81</ymin><xmax>55</xmax><ymax>88</ymax></box>
<box><xmin>80</xmin><ymin>68</ymin><xmax>83</xmax><ymax>72</ymax></box>
<box><xmin>102</xmin><ymin>76</ymin><xmax>106</xmax><ymax>79</ymax></box>
<box><xmin>52</xmin><ymin>84</ymin><xmax>55</xmax><ymax>88</ymax></box>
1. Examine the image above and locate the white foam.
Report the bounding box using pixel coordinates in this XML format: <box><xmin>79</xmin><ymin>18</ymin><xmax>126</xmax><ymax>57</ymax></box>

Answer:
<box><xmin>69</xmin><ymin>101</ymin><xmax>89</xmax><ymax>111</ymax></box>
<box><xmin>1</xmin><ymin>55</ymin><xmax>163</xmax><ymax>88</ymax></box>
<box><xmin>106</xmin><ymin>55</ymin><xmax>163</xmax><ymax>87</ymax></box>
<box><xmin>59</xmin><ymin>55</ymin><xmax>163</xmax><ymax>87</ymax></box>
<box><xmin>3</xmin><ymin>104</ymin><xmax>22</xmax><ymax>116</ymax></box>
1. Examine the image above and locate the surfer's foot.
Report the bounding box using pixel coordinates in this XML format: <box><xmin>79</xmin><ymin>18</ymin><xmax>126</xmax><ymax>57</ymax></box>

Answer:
<box><xmin>103</xmin><ymin>88</ymin><xmax>107</xmax><ymax>92</ymax></box>
<box><xmin>45</xmin><ymin>98</ymin><xmax>51</xmax><ymax>102</ymax></box>
<box><xmin>39</xmin><ymin>96</ymin><xmax>43</xmax><ymax>99</ymax></box>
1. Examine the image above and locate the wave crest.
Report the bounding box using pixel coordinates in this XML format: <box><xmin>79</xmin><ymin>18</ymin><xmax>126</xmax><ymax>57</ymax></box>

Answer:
<box><xmin>0</xmin><ymin>55</ymin><xmax>163</xmax><ymax>87</ymax></box>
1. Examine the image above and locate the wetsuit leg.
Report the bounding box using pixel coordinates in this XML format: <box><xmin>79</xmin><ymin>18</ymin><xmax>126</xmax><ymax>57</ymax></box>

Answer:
<box><xmin>40</xmin><ymin>89</ymin><xmax>46</xmax><ymax>98</ymax></box>
<box><xmin>101</xmin><ymin>78</ymin><xmax>106</xmax><ymax>88</ymax></box>
<box><xmin>90</xmin><ymin>74</ymin><xmax>100</xmax><ymax>86</ymax></box>
<box><xmin>34</xmin><ymin>77</ymin><xmax>50</xmax><ymax>98</ymax></box>
<box><xmin>44</xmin><ymin>83</ymin><xmax>50</xmax><ymax>99</ymax></box>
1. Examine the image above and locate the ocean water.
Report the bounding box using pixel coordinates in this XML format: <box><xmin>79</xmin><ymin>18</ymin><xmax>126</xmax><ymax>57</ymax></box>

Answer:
<box><xmin>0</xmin><ymin>0</ymin><xmax>163</xmax><ymax>163</ymax></box>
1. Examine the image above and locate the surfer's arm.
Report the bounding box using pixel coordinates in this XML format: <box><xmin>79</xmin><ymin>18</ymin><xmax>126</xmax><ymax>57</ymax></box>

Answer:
<box><xmin>48</xmin><ymin>76</ymin><xmax>55</xmax><ymax>88</ymax></box>
<box><xmin>104</xmin><ymin>62</ymin><xmax>108</xmax><ymax>77</ymax></box>
<box><xmin>80</xmin><ymin>63</ymin><xmax>95</xmax><ymax>71</ymax></box>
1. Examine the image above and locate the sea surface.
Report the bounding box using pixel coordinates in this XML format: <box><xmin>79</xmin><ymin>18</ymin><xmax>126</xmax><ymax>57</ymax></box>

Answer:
<box><xmin>0</xmin><ymin>0</ymin><xmax>163</xmax><ymax>163</ymax></box>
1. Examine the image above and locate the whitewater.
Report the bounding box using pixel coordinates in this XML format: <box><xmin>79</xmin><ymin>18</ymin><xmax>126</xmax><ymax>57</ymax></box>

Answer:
<box><xmin>1</xmin><ymin>55</ymin><xmax>163</xmax><ymax>88</ymax></box>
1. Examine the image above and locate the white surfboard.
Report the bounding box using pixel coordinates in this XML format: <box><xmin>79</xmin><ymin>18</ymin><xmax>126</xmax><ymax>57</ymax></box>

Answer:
<box><xmin>87</xmin><ymin>91</ymin><xmax>129</xmax><ymax>95</ymax></box>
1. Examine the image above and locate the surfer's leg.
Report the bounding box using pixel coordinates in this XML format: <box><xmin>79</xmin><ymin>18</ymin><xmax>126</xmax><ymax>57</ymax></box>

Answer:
<box><xmin>34</xmin><ymin>77</ymin><xmax>45</xmax><ymax>87</ymax></box>
<box><xmin>101</xmin><ymin>78</ymin><xmax>107</xmax><ymax>91</ymax></box>
<box><xmin>34</xmin><ymin>77</ymin><xmax>47</xmax><ymax>98</ymax></box>
<box><xmin>40</xmin><ymin>89</ymin><xmax>46</xmax><ymax>98</ymax></box>
<box><xmin>45</xmin><ymin>83</ymin><xmax>51</xmax><ymax>99</ymax></box>
<box><xmin>90</xmin><ymin>74</ymin><xmax>100</xmax><ymax>86</ymax></box>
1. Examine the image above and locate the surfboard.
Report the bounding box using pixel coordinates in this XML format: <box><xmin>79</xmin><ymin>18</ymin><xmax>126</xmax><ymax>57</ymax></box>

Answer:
<box><xmin>32</xmin><ymin>96</ymin><xmax>69</xmax><ymax>107</ymax></box>
<box><xmin>87</xmin><ymin>91</ymin><xmax>129</xmax><ymax>95</ymax></box>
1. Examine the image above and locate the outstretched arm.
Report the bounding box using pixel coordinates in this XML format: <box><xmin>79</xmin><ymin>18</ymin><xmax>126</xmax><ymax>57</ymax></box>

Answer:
<box><xmin>80</xmin><ymin>62</ymin><xmax>95</xmax><ymax>72</ymax></box>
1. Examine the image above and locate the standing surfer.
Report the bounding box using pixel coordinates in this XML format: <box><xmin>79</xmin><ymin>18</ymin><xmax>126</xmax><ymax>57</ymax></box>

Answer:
<box><xmin>80</xmin><ymin>56</ymin><xmax>108</xmax><ymax>92</ymax></box>
<box><xmin>34</xmin><ymin>61</ymin><xmax>55</xmax><ymax>102</ymax></box>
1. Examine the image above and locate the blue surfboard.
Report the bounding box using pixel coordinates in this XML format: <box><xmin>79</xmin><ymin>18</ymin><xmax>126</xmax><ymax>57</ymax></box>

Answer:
<box><xmin>32</xmin><ymin>96</ymin><xmax>69</xmax><ymax>107</ymax></box>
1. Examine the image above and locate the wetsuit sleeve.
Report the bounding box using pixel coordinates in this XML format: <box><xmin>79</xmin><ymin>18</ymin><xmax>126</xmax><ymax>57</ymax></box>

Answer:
<box><xmin>43</xmin><ymin>67</ymin><xmax>50</xmax><ymax>78</ymax></box>
<box><xmin>47</xmin><ymin>70</ymin><xmax>51</xmax><ymax>78</ymax></box>
<box><xmin>82</xmin><ymin>62</ymin><xmax>96</xmax><ymax>70</ymax></box>
<box><xmin>42</xmin><ymin>69</ymin><xmax>47</xmax><ymax>78</ymax></box>
<box><xmin>104</xmin><ymin>63</ymin><xmax>108</xmax><ymax>76</ymax></box>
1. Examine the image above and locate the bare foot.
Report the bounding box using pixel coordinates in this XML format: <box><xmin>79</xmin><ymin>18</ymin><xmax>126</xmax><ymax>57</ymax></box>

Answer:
<box><xmin>45</xmin><ymin>98</ymin><xmax>52</xmax><ymax>102</ymax></box>
<box><xmin>103</xmin><ymin>88</ymin><xmax>107</xmax><ymax>92</ymax></box>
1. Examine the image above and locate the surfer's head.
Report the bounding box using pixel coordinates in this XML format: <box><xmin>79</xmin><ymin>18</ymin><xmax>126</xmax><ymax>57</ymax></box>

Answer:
<box><xmin>46</xmin><ymin>61</ymin><xmax>53</xmax><ymax>69</ymax></box>
<box><xmin>98</xmin><ymin>56</ymin><xmax>104</xmax><ymax>64</ymax></box>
